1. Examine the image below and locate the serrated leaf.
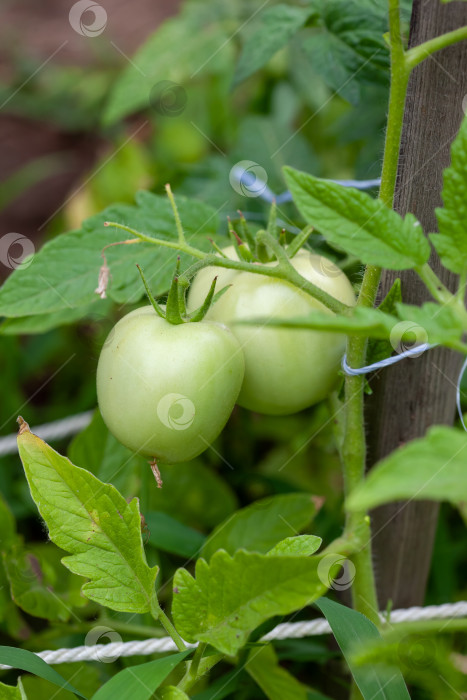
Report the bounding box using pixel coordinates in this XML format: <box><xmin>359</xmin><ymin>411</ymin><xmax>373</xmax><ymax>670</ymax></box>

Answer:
<box><xmin>246</xmin><ymin>643</ymin><xmax>309</xmax><ymax>700</ymax></box>
<box><xmin>172</xmin><ymin>550</ymin><xmax>326</xmax><ymax>655</ymax></box>
<box><xmin>92</xmin><ymin>652</ymin><xmax>191</xmax><ymax>700</ymax></box>
<box><xmin>395</xmin><ymin>302</ymin><xmax>464</xmax><ymax>346</ymax></box>
<box><xmin>240</xmin><ymin>306</ymin><xmax>395</xmax><ymax>336</ymax></box>
<box><xmin>233</xmin><ymin>5</ymin><xmax>312</xmax><ymax>86</ymax></box>
<box><xmin>347</xmin><ymin>426</ymin><xmax>467</xmax><ymax>512</ymax></box>
<box><xmin>367</xmin><ymin>279</ymin><xmax>402</xmax><ymax>365</ymax></box>
<box><xmin>0</xmin><ymin>192</ymin><xmax>217</xmax><ymax>318</ymax></box>
<box><xmin>302</xmin><ymin>0</ymin><xmax>389</xmax><ymax>105</ymax></box>
<box><xmin>103</xmin><ymin>8</ymin><xmax>231</xmax><ymax>125</ymax></box>
<box><xmin>316</xmin><ymin>598</ymin><xmax>410</xmax><ymax>699</ymax></box>
<box><xmin>284</xmin><ymin>167</ymin><xmax>430</xmax><ymax>269</ymax></box>
<box><xmin>0</xmin><ymin>647</ymin><xmax>88</xmax><ymax>699</ymax></box>
<box><xmin>267</xmin><ymin>535</ymin><xmax>322</xmax><ymax>557</ymax></box>
<box><xmin>201</xmin><ymin>494</ymin><xmax>317</xmax><ymax>561</ymax></box>
<box><xmin>17</xmin><ymin>424</ymin><xmax>158</xmax><ymax>613</ymax></box>
<box><xmin>432</xmin><ymin>116</ymin><xmax>467</xmax><ymax>273</ymax></box>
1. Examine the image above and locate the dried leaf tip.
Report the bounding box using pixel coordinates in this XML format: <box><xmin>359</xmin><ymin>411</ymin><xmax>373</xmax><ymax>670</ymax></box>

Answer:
<box><xmin>95</xmin><ymin>255</ymin><xmax>110</xmax><ymax>299</ymax></box>
<box><xmin>17</xmin><ymin>416</ymin><xmax>30</xmax><ymax>435</ymax></box>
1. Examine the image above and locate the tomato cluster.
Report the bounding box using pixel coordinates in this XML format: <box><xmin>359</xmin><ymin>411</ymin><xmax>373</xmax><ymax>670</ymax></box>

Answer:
<box><xmin>97</xmin><ymin>245</ymin><xmax>354</xmax><ymax>476</ymax></box>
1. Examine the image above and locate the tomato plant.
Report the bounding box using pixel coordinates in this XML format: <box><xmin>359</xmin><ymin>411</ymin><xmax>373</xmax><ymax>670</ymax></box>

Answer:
<box><xmin>2</xmin><ymin>1</ymin><xmax>467</xmax><ymax>699</ymax></box>
<box><xmin>188</xmin><ymin>246</ymin><xmax>355</xmax><ymax>414</ymax></box>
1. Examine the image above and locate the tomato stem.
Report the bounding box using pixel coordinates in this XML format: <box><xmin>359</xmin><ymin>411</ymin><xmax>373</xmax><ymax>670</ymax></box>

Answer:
<box><xmin>150</xmin><ymin>597</ymin><xmax>187</xmax><ymax>651</ymax></box>
<box><xmin>341</xmin><ymin>0</ymin><xmax>409</xmax><ymax>629</ymax></box>
<box><xmin>405</xmin><ymin>24</ymin><xmax>467</xmax><ymax>72</ymax></box>
<box><xmin>104</xmin><ymin>221</ymin><xmax>350</xmax><ymax>314</ymax></box>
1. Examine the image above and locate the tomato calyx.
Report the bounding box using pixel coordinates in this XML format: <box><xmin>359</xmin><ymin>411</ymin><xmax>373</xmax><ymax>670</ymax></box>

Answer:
<box><xmin>136</xmin><ymin>259</ymin><xmax>230</xmax><ymax>326</ymax></box>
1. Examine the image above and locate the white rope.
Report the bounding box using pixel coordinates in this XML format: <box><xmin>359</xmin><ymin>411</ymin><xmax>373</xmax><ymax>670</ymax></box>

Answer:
<box><xmin>0</xmin><ymin>411</ymin><xmax>93</xmax><ymax>457</ymax></box>
<box><xmin>1</xmin><ymin>602</ymin><xmax>466</xmax><ymax>669</ymax></box>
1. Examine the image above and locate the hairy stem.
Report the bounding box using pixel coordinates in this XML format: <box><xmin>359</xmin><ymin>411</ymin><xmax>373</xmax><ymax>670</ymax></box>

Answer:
<box><xmin>342</xmin><ymin>0</ymin><xmax>409</xmax><ymax>628</ymax></box>
<box><xmin>151</xmin><ymin>598</ymin><xmax>187</xmax><ymax>652</ymax></box>
<box><xmin>104</xmin><ymin>222</ymin><xmax>350</xmax><ymax>314</ymax></box>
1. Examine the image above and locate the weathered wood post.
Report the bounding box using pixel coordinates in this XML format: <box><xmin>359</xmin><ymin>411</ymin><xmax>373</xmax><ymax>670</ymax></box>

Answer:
<box><xmin>368</xmin><ymin>0</ymin><xmax>467</xmax><ymax>608</ymax></box>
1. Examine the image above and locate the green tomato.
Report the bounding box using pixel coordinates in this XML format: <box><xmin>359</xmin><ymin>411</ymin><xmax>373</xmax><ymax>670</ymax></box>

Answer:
<box><xmin>187</xmin><ymin>247</ymin><xmax>355</xmax><ymax>415</ymax></box>
<box><xmin>96</xmin><ymin>306</ymin><xmax>244</xmax><ymax>463</ymax></box>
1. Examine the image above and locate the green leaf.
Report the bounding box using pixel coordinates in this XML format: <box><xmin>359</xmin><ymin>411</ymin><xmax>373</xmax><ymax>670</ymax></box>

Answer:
<box><xmin>172</xmin><ymin>550</ymin><xmax>326</xmax><ymax>655</ymax></box>
<box><xmin>316</xmin><ymin>598</ymin><xmax>410</xmax><ymax>699</ymax></box>
<box><xmin>2</xmin><ymin>544</ymin><xmax>84</xmax><ymax>623</ymax></box>
<box><xmin>17</xmin><ymin>424</ymin><xmax>158</xmax><ymax>613</ymax></box>
<box><xmin>201</xmin><ymin>493</ymin><xmax>317</xmax><ymax>561</ymax></box>
<box><xmin>246</xmin><ymin>643</ymin><xmax>309</xmax><ymax>700</ymax></box>
<box><xmin>0</xmin><ymin>646</ymin><xmax>88</xmax><ymax>699</ymax></box>
<box><xmin>146</xmin><ymin>511</ymin><xmax>205</xmax><ymax>558</ymax></box>
<box><xmin>92</xmin><ymin>652</ymin><xmax>191</xmax><ymax>700</ymax></box>
<box><xmin>0</xmin><ymin>305</ymin><xmax>99</xmax><ymax>335</ymax></box>
<box><xmin>0</xmin><ymin>492</ymin><xmax>16</xmax><ymax>550</ymax></box>
<box><xmin>367</xmin><ymin>279</ymin><xmax>402</xmax><ymax>365</ymax></box>
<box><xmin>395</xmin><ymin>301</ymin><xmax>464</xmax><ymax>346</ymax></box>
<box><xmin>147</xmin><ymin>460</ymin><xmax>237</xmax><ymax>529</ymax></box>
<box><xmin>267</xmin><ymin>535</ymin><xmax>322</xmax><ymax>557</ymax></box>
<box><xmin>103</xmin><ymin>8</ymin><xmax>231</xmax><ymax>125</ymax></box>
<box><xmin>239</xmin><ymin>306</ymin><xmax>395</xmax><ymax>337</ymax></box>
<box><xmin>233</xmin><ymin>5</ymin><xmax>312</xmax><ymax>86</ymax></box>
<box><xmin>0</xmin><ymin>192</ymin><xmax>216</xmax><ymax>319</ymax></box>
<box><xmin>284</xmin><ymin>167</ymin><xmax>430</xmax><ymax>269</ymax></box>
<box><xmin>432</xmin><ymin>116</ymin><xmax>467</xmax><ymax>273</ymax></box>
<box><xmin>347</xmin><ymin>426</ymin><xmax>467</xmax><ymax>511</ymax></box>
<box><xmin>302</xmin><ymin>0</ymin><xmax>389</xmax><ymax>105</ymax></box>
<box><xmin>0</xmin><ymin>680</ymin><xmax>22</xmax><ymax>699</ymax></box>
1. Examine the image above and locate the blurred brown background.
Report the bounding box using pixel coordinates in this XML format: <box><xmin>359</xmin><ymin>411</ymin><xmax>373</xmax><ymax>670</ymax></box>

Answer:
<box><xmin>0</xmin><ymin>0</ymin><xmax>179</xmax><ymax>260</ymax></box>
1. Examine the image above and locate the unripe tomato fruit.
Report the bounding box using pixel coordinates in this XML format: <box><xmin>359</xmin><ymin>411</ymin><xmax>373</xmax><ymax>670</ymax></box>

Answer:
<box><xmin>187</xmin><ymin>247</ymin><xmax>355</xmax><ymax>415</ymax></box>
<box><xmin>96</xmin><ymin>306</ymin><xmax>244</xmax><ymax>463</ymax></box>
